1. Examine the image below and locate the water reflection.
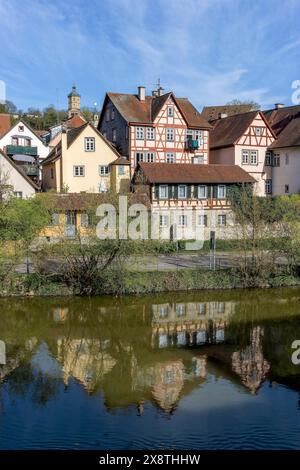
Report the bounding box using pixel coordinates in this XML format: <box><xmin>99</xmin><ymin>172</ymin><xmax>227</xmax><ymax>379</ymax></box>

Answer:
<box><xmin>1</xmin><ymin>290</ymin><xmax>300</xmax><ymax>448</ymax></box>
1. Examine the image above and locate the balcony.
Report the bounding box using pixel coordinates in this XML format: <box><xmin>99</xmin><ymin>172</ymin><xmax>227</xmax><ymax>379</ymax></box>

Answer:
<box><xmin>22</xmin><ymin>164</ymin><xmax>39</xmax><ymax>176</ymax></box>
<box><xmin>6</xmin><ymin>145</ymin><xmax>38</xmax><ymax>156</ymax></box>
<box><xmin>186</xmin><ymin>139</ymin><xmax>199</xmax><ymax>151</ymax></box>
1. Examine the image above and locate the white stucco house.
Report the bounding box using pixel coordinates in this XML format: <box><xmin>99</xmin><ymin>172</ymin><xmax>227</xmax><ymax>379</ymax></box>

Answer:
<box><xmin>0</xmin><ymin>149</ymin><xmax>38</xmax><ymax>198</ymax></box>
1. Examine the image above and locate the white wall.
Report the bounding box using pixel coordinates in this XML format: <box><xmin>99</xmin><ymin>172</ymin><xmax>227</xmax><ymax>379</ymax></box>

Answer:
<box><xmin>272</xmin><ymin>147</ymin><xmax>300</xmax><ymax>196</ymax></box>
<box><xmin>0</xmin><ymin>154</ymin><xmax>36</xmax><ymax>198</ymax></box>
<box><xmin>0</xmin><ymin>121</ymin><xmax>49</xmax><ymax>161</ymax></box>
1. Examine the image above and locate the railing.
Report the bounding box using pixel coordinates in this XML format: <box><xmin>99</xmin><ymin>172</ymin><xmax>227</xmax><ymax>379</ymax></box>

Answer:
<box><xmin>22</xmin><ymin>164</ymin><xmax>39</xmax><ymax>176</ymax></box>
<box><xmin>6</xmin><ymin>145</ymin><xmax>38</xmax><ymax>156</ymax></box>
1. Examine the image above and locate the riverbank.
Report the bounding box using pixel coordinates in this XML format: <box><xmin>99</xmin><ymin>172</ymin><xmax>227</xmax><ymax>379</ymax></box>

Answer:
<box><xmin>1</xmin><ymin>267</ymin><xmax>300</xmax><ymax>297</ymax></box>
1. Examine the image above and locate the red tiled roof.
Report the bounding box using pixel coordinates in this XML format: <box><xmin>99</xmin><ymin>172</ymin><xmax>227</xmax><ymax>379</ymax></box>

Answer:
<box><xmin>65</xmin><ymin>114</ymin><xmax>87</xmax><ymax>129</ymax></box>
<box><xmin>101</xmin><ymin>92</ymin><xmax>212</xmax><ymax>129</ymax></box>
<box><xmin>137</xmin><ymin>162</ymin><xmax>255</xmax><ymax>184</ymax></box>
<box><xmin>0</xmin><ymin>114</ymin><xmax>11</xmax><ymax>137</ymax></box>
<box><xmin>202</xmin><ymin>104</ymin><xmax>255</xmax><ymax>122</ymax></box>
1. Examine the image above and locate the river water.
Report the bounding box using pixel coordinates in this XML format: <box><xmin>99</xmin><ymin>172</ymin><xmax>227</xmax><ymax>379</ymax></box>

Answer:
<box><xmin>1</xmin><ymin>288</ymin><xmax>300</xmax><ymax>449</ymax></box>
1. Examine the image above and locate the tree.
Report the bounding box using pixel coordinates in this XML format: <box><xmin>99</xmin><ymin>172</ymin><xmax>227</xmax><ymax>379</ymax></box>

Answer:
<box><xmin>226</xmin><ymin>99</ymin><xmax>260</xmax><ymax>111</ymax></box>
<box><xmin>81</xmin><ymin>107</ymin><xmax>94</xmax><ymax>123</ymax></box>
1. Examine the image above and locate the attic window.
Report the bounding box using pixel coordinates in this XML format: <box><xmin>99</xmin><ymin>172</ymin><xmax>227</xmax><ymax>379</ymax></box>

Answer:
<box><xmin>255</xmin><ymin>127</ymin><xmax>262</xmax><ymax>136</ymax></box>
<box><xmin>18</xmin><ymin>125</ymin><xmax>24</xmax><ymax>132</ymax></box>
<box><xmin>167</xmin><ymin>106</ymin><xmax>174</xmax><ymax>117</ymax></box>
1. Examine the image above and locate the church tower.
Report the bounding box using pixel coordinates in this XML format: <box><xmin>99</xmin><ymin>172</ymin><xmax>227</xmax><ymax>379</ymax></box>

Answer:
<box><xmin>68</xmin><ymin>85</ymin><xmax>81</xmax><ymax>118</ymax></box>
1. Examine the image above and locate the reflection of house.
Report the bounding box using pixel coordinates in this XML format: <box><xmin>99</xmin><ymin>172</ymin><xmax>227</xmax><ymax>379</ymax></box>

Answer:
<box><xmin>151</xmin><ymin>300</ymin><xmax>236</xmax><ymax>348</ymax></box>
<box><xmin>57</xmin><ymin>338</ymin><xmax>116</xmax><ymax>392</ymax></box>
<box><xmin>132</xmin><ymin>357</ymin><xmax>206</xmax><ymax>412</ymax></box>
<box><xmin>232</xmin><ymin>326</ymin><xmax>270</xmax><ymax>394</ymax></box>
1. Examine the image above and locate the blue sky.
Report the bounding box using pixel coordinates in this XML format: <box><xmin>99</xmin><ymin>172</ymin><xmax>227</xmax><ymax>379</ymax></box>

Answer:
<box><xmin>1</xmin><ymin>0</ymin><xmax>300</xmax><ymax>112</ymax></box>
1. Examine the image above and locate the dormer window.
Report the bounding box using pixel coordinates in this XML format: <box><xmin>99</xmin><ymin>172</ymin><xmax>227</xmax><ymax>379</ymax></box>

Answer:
<box><xmin>84</xmin><ymin>137</ymin><xmax>95</xmax><ymax>151</ymax></box>
<box><xmin>167</xmin><ymin>106</ymin><xmax>174</xmax><ymax>117</ymax></box>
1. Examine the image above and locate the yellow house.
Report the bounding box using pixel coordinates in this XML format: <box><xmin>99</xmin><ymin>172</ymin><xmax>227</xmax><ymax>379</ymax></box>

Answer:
<box><xmin>42</xmin><ymin>122</ymin><xmax>129</xmax><ymax>193</ymax></box>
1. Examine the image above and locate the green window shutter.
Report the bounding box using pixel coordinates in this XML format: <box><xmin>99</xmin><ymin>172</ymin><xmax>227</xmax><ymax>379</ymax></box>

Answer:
<box><xmin>187</xmin><ymin>185</ymin><xmax>191</xmax><ymax>199</ymax></box>
<box><xmin>174</xmin><ymin>185</ymin><xmax>178</xmax><ymax>199</ymax></box>
<box><xmin>213</xmin><ymin>185</ymin><xmax>218</xmax><ymax>198</ymax></box>
<box><xmin>168</xmin><ymin>185</ymin><xmax>173</xmax><ymax>199</ymax></box>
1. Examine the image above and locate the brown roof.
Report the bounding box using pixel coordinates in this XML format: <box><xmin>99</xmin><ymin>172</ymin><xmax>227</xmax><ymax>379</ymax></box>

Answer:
<box><xmin>110</xmin><ymin>156</ymin><xmax>130</xmax><ymax>165</ymax></box>
<box><xmin>0</xmin><ymin>113</ymin><xmax>11</xmax><ymax>137</ymax></box>
<box><xmin>38</xmin><ymin>192</ymin><xmax>149</xmax><ymax>210</ymax></box>
<box><xmin>202</xmin><ymin>104</ymin><xmax>255</xmax><ymax>122</ymax></box>
<box><xmin>137</xmin><ymin>162</ymin><xmax>255</xmax><ymax>184</ymax></box>
<box><xmin>65</xmin><ymin>114</ymin><xmax>87</xmax><ymax>129</ymax></box>
<box><xmin>263</xmin><ymin>105</ymin><xmax>300</xmax><ymax>136</ymax></box>
<box><xmin>0</xmin><ymin>148</ymin><xmax>39</xmax><ymax>191</ymax></box>
<box><xmin>41</xmin><ymin>142</ymin><xmax>62</xmax><ymax>165</ymax></box>
<box><xmin>270</xmin><ymin>116</ymin><xmax>300</xmax><ymax>148</ymax></box>
<box><xmin>100</xmin><ymin>92</ymin><xmax>212</xmax><ymax>129</ymax></box>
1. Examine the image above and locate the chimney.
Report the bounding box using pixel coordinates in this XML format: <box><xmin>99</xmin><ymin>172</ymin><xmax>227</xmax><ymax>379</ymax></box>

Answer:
<box><xmin>138</xmin><ymin>86</ymin><xmax>146</xmax><ymax>101</ymax></box>
<box><xmin>275</xmin><ymin>103</ymin><xmax>284</xmax><ymax>109</ymax></box>
<box><xmin>218</xmin><ymin>112</ymin><xmax>228</xmax><ymax>119</ymax></box>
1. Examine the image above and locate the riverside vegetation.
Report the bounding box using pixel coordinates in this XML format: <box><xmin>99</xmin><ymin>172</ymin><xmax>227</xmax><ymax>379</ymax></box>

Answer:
<box><xmin>1</xmin><ymin>186</ymin><xmax>300</xmax><ymax>296</ymax></box>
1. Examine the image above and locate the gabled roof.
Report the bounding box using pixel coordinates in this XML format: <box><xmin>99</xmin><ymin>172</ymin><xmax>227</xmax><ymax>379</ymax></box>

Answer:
<box><xmin>137</xmin><ymin>162</ymin><xmax>255</xmax><ymax>184</ymax></box>
<box><xmin>202</xmin><ymin>104</ymin><xmax>255</xmax><ymax>122</ymax></box>
<box><xmin>42</xmin><ymin>122</ymin><xmax>122</xmax><ymax>166</ymax></box>
<box><xmin>99</xmin><ymin>91</ymin><xmax>212</xmax><ymax>129</ymax></box>
<box><xmin>270</xmin><ymin>116</ymin><xmax>300</xmax><ymax>148</ymax></box>
<box><xmin>209</xmin><ymin>111</ymin><xmax>275</xmax><ymax>149</ymax></box>
<box><xmin>0</xmin><ymin>118</ymin><xmax>48</xmax><ymax>145</ymax></box>
<box><xmin>263</xmin><ymin>105</ymin><xmax>300</xmax><ymax>136</ymax></box>
<box><xmin>0</xmin><ymin>114</ymin><xmax>11</xmax><ymax>138</ymax></box>
<box><xmin>65</xmin><ymin>114</ymin><xmax>86</xmax><ymax>129</ymax></box>
<box><xmin>0</xmin><ymin>148</ymin><xmax>39</xmax><ymax>191</ymax></box>
<box><xmin>110</xmin><ymin>156</ymin><xmax>130</xmax><ymax>166</ymax></box>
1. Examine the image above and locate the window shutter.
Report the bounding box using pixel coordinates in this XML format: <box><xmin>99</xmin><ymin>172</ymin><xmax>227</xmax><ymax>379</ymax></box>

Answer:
<box><xmin>168</xmin><ymin>185</ymin><xmax>173</xmax><ymax>199</ymax></box>
<box><xmin>213</xmin><ymin>185</ymin><xmax>218</xmax><ymax>198</ymax></box>
<box><xmin>173</xmin><ymin>185</ymin><xmax>178</xmax><ymax>199</ymax></box>
<box><xmin>155</xmin><ymin>185</ymin><xmax>159</xmax><ymax>199</ymax></box>
<box><xmin>187</xmin><ymin>185</ymin><xmax>191</xmax><ymax>199</ymax></box>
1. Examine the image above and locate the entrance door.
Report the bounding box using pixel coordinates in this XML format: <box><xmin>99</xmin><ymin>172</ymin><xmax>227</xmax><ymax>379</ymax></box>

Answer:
<box><xmin>65</xmin><ymin>211</ymin><xmax>77</xmax><ymax>237</ymax></box>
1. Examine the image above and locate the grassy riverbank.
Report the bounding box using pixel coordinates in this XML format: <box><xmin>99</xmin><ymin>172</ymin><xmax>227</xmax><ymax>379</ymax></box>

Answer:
<box><xmin>1</xmin><ymin>267</ymin><xmax>300</xmax><ymax>297</ymax></box>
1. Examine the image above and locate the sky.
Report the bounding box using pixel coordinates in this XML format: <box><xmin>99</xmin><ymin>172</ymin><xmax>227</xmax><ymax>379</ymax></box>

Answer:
<box><xmin>1</xmin><ymin>0</ymin><xmax>300</xmax><ymax>113</ymax></box>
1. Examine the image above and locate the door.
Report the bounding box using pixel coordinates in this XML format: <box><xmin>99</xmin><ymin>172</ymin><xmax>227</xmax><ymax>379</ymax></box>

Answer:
<box><xmin>65</xmin><ymin>211</ymin><xmax>77</xmax><ymax>237</ymax></box>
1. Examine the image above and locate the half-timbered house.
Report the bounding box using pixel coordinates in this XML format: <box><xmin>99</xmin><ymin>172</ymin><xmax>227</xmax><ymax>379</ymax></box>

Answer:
<box><xmin>98</xmin><ymin>86</ymin><xmax>212</xmax><ymax>172</ymax></box>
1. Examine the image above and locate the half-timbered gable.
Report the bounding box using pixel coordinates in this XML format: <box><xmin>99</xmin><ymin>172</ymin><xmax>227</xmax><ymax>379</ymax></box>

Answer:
<box><xmin>210</xmin><ymin>111</ymin><xmax>275</xmax><ymax>196</ymax></box>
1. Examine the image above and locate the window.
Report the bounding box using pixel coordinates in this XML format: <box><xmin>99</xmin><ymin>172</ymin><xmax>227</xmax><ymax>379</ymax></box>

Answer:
<box><xmin>74</xmin><ymin>165</ymin><xmax>85</xmax><ymax>177</ymax></box>
<box><xmin>176</xmin><ymin>304</ymin><xmax>186</xmax><ymax>316</ymax></box>
<box><xmin>198</xmin><ymin>214</ymin><xmax>208</xmax><ymax>226</ymax></box>
<box><xmin>136</xmin><ymin>152</ymin><xmax>155</xmax><ymax>163</ymax></box>
<box><xmin>178</xmin><ymin>184</ymin><xmax>187</xmax><ymax>199</ymax></box>
<box><xmin>255</xmin><ymin>127</ymin><xmax>262</xmax><ymax>136</ymax></box>
<box><xmin>250</xmin><ymin>150</ymin><xmax>258</xmax><ymax>165</ymax></box>
<box><xmin>285</xmin><ymin>184</ymin><xmax>290</xmax><ymax>194</ymax></box>
<box><xmin>102</xmin><ymin>131</ymin><xmax>107</xmax><ymax>139</ymax></box>
<box><xmin>193</xmin><ymin>155</ymin><xmax>204</xmax><ymax>164</ymax></box>
<box><xmin>167</xmin><ymin>106</ymin><xmax>174</xmax><ymax>117</ymax></box>
<box><xmin>273</xmin><ymin>154</ymin><xmax>280</xmax><ymax>167</ymax></box>
<box><xmin>136</xmin><ymin>127</ymin><xmax>144</xmax><ymax>140</ymax></box>
<box><xmin>166</xmin><ymin>128</ymin><xmax>175</xmax><ymax>141</ymax></box>
<box><xmin>84</xmin><ymin>137</ymin><xmax>95</xmax><ymax>151</ymax></box>
<box><xmin>50</xmin><ymin>168</ymin><xmax>54</xmax><ymax>179</ymax></box>
<box><xmin>265</xmin><ymin>179</ymin><xmax>272</xmax><ymax>195</ymax></box>
<box><xmin>118</xmin><ymin>165</ymin><xmax>125</xmax><ymax>175</ymax></box>
<box><xmin>11</xmin><ymin>137</ymin><xmax>18</xmax><ymax>145</ymax></box>
<box><xmin>112</xmin><ymin>129</ymin><xmax>117</xmax><ymax>142</ymax></box>
<box><xmin>105</xmin><ymin>109</ymin><xmax>110</xmax><ymax>122</ymax></box>
<box><xmin>111</xmin><ymin>108</ymin><xmax>115</xmax><ymax>120</ymax></box>
<box><xmin>242</xmin><ymin>149</ymin><xmax>249</xmax><ymax>165</ymax></box>
<box><xmin>217</xmin><ymin>185</ymin><xmax>226</xmax><ymax>199</ymax></box>
<box><xmin>195</xmin><ymin>130</ymin><xmax>203</xmax><ymax>142</ymax></box>
<box><xmin>25</xmin><ymin>138</ymin><xmax>31</xmax><ymax>146</ymax></box>
<box><xmin>285</xmin><ymin>154</ymin><xmax>289</xmax><ymax>165</ymax></box>
<box><xmin>13</xmin><ymin>191</ymin><xmax>23</xmax><ymax>199</ymax></box>
<box><xmin>265</xmin><ymin>151</ymin><xmax>272</xmax><ymax>166</ymax></box>
<box><xmin>197</xmin><ymin>303</ymin><xmax>206</xmax><ymax>315</ymax></box>
<box><xmin>166</xmin><ymin>152</ymin><xmax>175</xmax><ymax>163</ymax></box>
<box><xmin>218</xmin><ymin>214</ymin><xmax>227</xmax><ymax>226</ymax></box>
<box><xmin>99</xmin><ymin>165</ymin><xmax>109</xmax><ymax>176</ymax></box>
<box><xmin>146</xmin><ymin>127</ymin><xmax>155</xmax><ymax>140</ymax></box>
<box><xmin>18</xmin><ymin>125</ymin><xmax>24</xmax><ymax>132</ymax></box>
<box><xmin>198</xmin><ymin>185</ymin><xmax>207</xmax><ymax>199</ymax></box>
<box><xmin>178</xmin><ymin>215</ymin><xmax>187</xmax><ymax>227</ymax></box>
<box><xmin>81</xmin><ymin>213</ymin><xmax>92</xmax><ymax>227</ymax></box>
<box><xmin>186</xmin><ymin>129</ymin><xmax>193</xmax><ymax>140</ymax></box>
<box><xmin>159</xmin><ymin>185</ymin><xmax>168</xmax><ymax>199</ymax></box>
<box><xmin>159</xmin><ymin>215</ymin><xmax>169</xmax><ymax>227</ymax></box>
<box><xmin>50</xmin><ymin>213</ymin><xmax>59</xmax><ymax>226</ymax></box>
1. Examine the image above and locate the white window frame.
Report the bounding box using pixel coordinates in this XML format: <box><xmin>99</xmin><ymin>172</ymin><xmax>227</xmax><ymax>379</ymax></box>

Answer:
<box><xmin>73</xmin><ymin>165</ymin><xmax>85</xmax><ymax>177</ymax></box>
<box><xmin>255</xmin><ymin>127</ymin><xmax>262</xmax><ymax>136</ymax></box>
<box><xmin>242</xmin><ymin>149</ymin><xmax>249</xmax><ymax>165</ymax></box>
<box><xmin>265</xmin><ymin>151</ymin><xmax>272</xmax><ymax>166</ymax></box>
<box><xmin>250</xmin><ymin>150</ymin><xmax>258</xmax><ymax>165</ymax></box>
<box><xmin>166</xmin><ymin>152</ymin><xmax>175</xmax><ymax>163</ymax></box>
<box><xmin>178</xmin><ymin>215</ymin><xmax>187</xmax><ymax>227</ymax></box>
<box><xmin>198</xmin><ymin>214</ymin><xmax>207</xmax><ymax>226</ymax></box>
<box><xmin>99</xmin><ymin>165</ymin><xmax>109</xmax><ymax>176</ymax></box>
<box><xmin>136</xmin><ymin>127</ymin><xmax>144</xmax><ymax>140</ymax></box>
<box><xmin>167</xmin><ymin>106</ymin><xmax>174</xmax><ymax>117</ymax></box>
<box><xmin>166</xmin><ymin>128</ymin><xmax>175</xmax><ymax>142</ymax></box>
<box><xmin>178</xmin><ymin>184</ymin><xmax>187</xmax><ymax>199</ymax></box>
<box><xmin>146</xmin><ymin>127</ymin><xmax>155</xmax><ymax>140</ymax></box>
<box><xmin>217</xmin><ymin>185</ymin><xmax>226</xmax><ymax>199</ymax></box>
<box><xmin>218</xmin><ymin>214</ymin><xmax>227</xmax><ymax>226</ymax></box>
<box><xmin>159</xmin><ymin>185</ymin><xmax>168</xmax><ymax>199</ymax></box>
<box><xmin>193</xmin><ymin>155</ymin><xmax>204</xmax><ymax>164</ymax></box>
<box><xmin>198</xmin><ymin>185</ymin><xmax>207</xmax><ymax>199</ymax></box>
<box><xmin>159</xmin><ymin>214</ymin><xmax>169</xmax><ymax>227</ymax></box>
<box><xmin>13</xmin><ymin>191</ymin><xmax>23</xmax><ymax>199</ymax></box>
<box><xmin>265</xmin><ymin>179</ymin><xmax>272</xmax><ymax>195</ymax></box>
<box><xmin>118</xmin><ymin>165</ymin><xmax>125</xmax><ymax>175</ymax></box>
<box><xmin>84</xmin><ymin>137</ymin><xmax>95</xmax><ymax>152</ymax></box>
<box><xmin>273</xmin><ymin>154</ymin><xmax>280</xmax><ymax>167</ymax></box>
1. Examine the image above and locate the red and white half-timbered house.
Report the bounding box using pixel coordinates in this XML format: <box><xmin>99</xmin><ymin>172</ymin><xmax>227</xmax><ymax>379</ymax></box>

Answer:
<box><xmin>209</xmin><ymin>111</ymin><xmax>275</xmax><ymax>196</ymax></box>
<box><xmin>98</xmin><ymin>86</ymin><xmax>212</xmax><ymax>173</ymax></box>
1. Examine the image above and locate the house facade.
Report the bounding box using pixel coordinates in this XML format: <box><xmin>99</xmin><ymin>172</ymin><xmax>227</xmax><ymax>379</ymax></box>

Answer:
<box><xmin>98</xmin><ymin>86</ymin><xmax>212</xmax><ymax>171</ymax></box>
<box><xmin>42</xmin><ymin>122</ymin><xmax>129</xmax><ymax>194</ymax></box>
<box><xmin>0</xmin><ymin>149</ymin><xmax>38</xmax><ymax>198</ymax></box>
<box><xmin>133</xmin><ymin>162</ymin><xmax>255</xmax><ymax>240</ymax></box>
<box><xmin>209</xmin><ymin>111</ymin><xmax>275</xmax><ymax>196</ymax></box>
